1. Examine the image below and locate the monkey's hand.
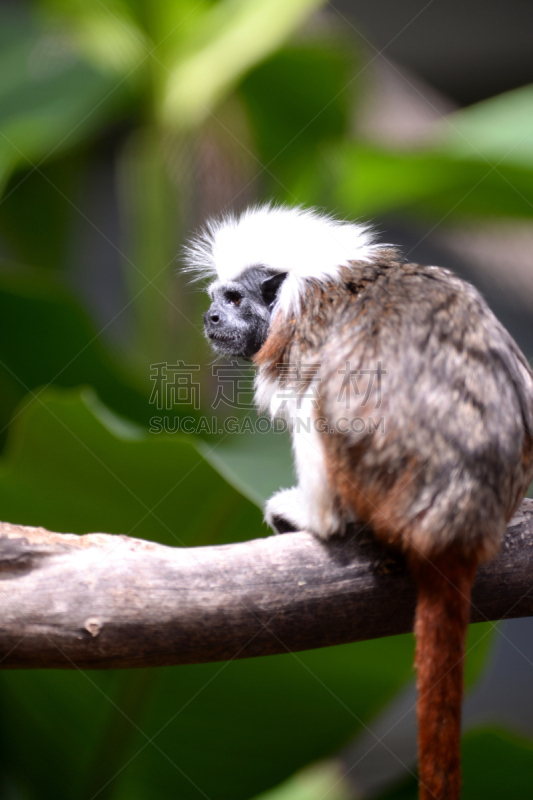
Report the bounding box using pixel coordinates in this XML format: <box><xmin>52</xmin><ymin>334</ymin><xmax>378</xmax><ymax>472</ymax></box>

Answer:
<box><xmin>265</xmin><ymin>486</ymin><xmax>357</xmax><ymax>538</ymax></box>
<box><xmin>265</xmin><ymin>488</ymin><xmax>306</xmax><ymax>534</ymax></box>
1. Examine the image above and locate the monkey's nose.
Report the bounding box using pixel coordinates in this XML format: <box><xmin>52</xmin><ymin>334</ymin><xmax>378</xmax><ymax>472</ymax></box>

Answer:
<box><xmin>203</xmin><ymin>310</ymin><xmax>220</xmax><ymax>328</ymax></box>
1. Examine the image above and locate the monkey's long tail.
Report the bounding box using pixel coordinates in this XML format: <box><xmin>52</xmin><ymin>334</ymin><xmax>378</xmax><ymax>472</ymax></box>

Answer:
<box><xmin>410</xmin><ymin>550</ymin><xmax>478</xmax><ymax>800</ymax></box>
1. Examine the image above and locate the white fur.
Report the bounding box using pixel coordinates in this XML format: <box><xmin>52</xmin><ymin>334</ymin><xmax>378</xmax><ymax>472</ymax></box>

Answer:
<box><xmin>254</xmin><ymin>372</ymin><xmax>285</xmax><ymax>419</ymax></box>
<box><xmin>265</xmin><ymin>397</ymin><xmax>345</xmax><ymax>537</ymax></box>
<box><xmin>265</xmin><ymin>487</ymin><xmax>306</xmax><ymax>532</ymax></box>
<box><xmin>184</xmin><ymin>204</ymin><xmax>379</xmax><ymax>314</ymax></box>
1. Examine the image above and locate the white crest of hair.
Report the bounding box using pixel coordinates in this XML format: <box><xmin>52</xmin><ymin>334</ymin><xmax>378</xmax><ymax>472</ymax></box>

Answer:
<box><xmin>184</xmin><ymin>204</ymin><xmax>379</xmax><ymax>314</ymax></box>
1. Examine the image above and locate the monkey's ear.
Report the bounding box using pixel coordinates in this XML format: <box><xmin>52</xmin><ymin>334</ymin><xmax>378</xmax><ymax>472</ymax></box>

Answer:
<box><xmin>261</xmin><ymin>272</ymin><xmax>287</xmax><ymax>307</ymax></box>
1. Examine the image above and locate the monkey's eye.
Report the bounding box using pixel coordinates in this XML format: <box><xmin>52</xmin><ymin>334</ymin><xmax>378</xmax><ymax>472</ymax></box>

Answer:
<box><xmin>224</xmin><ymin>290</ymin><xmax>242</xmax><ymax>306</ymax></box>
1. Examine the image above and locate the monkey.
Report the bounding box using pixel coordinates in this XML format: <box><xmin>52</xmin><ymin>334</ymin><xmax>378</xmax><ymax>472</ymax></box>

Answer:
<box><xmin>185</xmin><ymin>203</ymin><xmax>533</xmax><ymax>800</ymax></box>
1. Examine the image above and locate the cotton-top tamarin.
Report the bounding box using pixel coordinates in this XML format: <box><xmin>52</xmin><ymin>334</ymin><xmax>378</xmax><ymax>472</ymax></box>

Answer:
<box><xmin>185</xmin><ymin>204</ymin><xmax>533</xmax><ymax>800</ymax></box>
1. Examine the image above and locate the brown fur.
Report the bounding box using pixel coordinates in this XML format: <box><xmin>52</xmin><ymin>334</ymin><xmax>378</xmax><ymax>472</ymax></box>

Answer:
<box><xmin>255</xmin><ymin>255</ymin><xmax>533</xmax><ymax>799</ymax></box>
<box><xmin>410</xmin><ymin>551</ymin><xmax>478</xmax><ymax>800</ymax></box>
<box><xmin>203</xmin><ymin>230</ymin><xmax>533</xmax><ymax>799</ymax></box>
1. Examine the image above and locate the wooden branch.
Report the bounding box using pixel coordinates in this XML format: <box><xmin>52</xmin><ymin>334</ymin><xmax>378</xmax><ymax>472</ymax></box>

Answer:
<box><xmin>1</xmin><ymin>499</ymin><xmax>533</xmax><ymax>669</ymax></box>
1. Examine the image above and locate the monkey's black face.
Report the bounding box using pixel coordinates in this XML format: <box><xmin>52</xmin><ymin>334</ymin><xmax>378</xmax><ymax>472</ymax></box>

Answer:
<box><xmin>204</xmin><ymin>267</ymin><xmax>286</xmax><ymax>360</ymax></box>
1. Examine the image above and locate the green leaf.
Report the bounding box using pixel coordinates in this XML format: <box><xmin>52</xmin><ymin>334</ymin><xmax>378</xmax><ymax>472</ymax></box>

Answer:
<box><xmin>462</xmin><ymin>728</ymin><xmax>533</xmax><ymax>798</ymax></box>
<box><xmin>0</xmin><ymin>155</ymin><xmax>85</xmax><ymax>273</ymax></box>
<box><xmin>0</xmin><ymin>669</ymin><xmax>133</xmax><ymax>800</ymax></box>
<box><xmin>0</xmin><ymin>387</ymin><xmax>258</xmax><ymax>544</ymax></box>
<box><xmin>0</xmin><ymin>267</ymin><xmax>156</xmax><ymax>433</ymax></box>
<box><xmin>294</xmin><ymin>84</ymin><xmax>533</xmax><ymax>221</ymax></box>
<box><xmin>0</xmin><ymin>637</ymin><xmax>414</xmax><ymax>800</ymax></box>
<box><xmin>440</xmin><ymin>83</ymin><xmax>533</xmax><ymax>166</ymax></box>
<box><xmin>251</xmin><ymin>761</ymin><xmax>352</xmax><ymax>800</ymax></box>
<box><xmin>0</xmin><ymin>7</ymin><xmax>134</xmax><ymax>192</ymax></box>
<box><xmin>376</xmin><ymin>727</ymin><xmax>533</xmax><ymax>799</ymax></box>
<box><xmin>297</xmin><ymin>144</ymin><xmax>533</xmax><ymax>221</ymax></box>
<box><xmin>35</xmin><ymin>0</ymin><xmax>149</xmax><ymax>74</ymax></box>
<box><xmin>464</xmin><ymin>621</ymin><xmax>496</xmax><ymax>688</ymax></box>
<box><xmin>204</xmin><ymin>423</ymin><xmax>295</xmax><ymax>506</ymax></box>
<box><xmin>161</xmin><ymin>0</ymin><xmax>326</xmax><ymax>128</ymax></box>
<box><xmin>114</xmin><ymin>638</ymin><xmax>413</xmax><ymax>800</ymax></box>
<box><xmin>0</xmin><ymin>388</ymin><xmax>414</xmax><ymax>800</ymax></box>
<box><xmin>240</xmin><ymin>37</ymin><xmax>355</xmax><ymax>189</ymax></box>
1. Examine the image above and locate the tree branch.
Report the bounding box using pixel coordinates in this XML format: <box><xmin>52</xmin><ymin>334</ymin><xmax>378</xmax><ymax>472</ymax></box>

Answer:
<box><xmin>1</xmin><ymin>499</ymin><xmax>533</xmax><ymax>669</ymax></box>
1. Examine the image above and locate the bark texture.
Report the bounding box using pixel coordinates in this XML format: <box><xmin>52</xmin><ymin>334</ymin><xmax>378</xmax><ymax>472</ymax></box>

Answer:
<box><xmin>0</xmin><ymin>499</ymin><xmax>532</xmax><ymax>670</ymax></box>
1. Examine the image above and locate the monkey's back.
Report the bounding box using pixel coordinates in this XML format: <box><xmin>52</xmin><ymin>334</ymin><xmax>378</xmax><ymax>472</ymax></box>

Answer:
<box><xmin>312</xmin><ymin>258</ymin><xmax>533</xmax><ymax>559</ymax></box>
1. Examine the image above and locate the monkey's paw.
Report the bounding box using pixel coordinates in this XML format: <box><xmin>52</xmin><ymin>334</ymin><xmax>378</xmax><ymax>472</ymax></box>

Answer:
<box><xmin>265</xmin><ymin>488</ymin><xmax>307</xmax><ymax>534</ymax></box>
<box><xmin>265</xmin><ymin>487</ymin><xmax>355</xmax><ymax>538</ymax></box>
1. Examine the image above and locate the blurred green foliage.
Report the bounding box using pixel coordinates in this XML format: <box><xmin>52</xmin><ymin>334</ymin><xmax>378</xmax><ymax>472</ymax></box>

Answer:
<box><xmin>0</xmin><ymin>0</ymin><xmax>532</xmax><ymax>798</ymax></box>
<box><xmin>375</xmin><ymin>728</ymin><xmax>533</xmax><ymax>800</ymax></box>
